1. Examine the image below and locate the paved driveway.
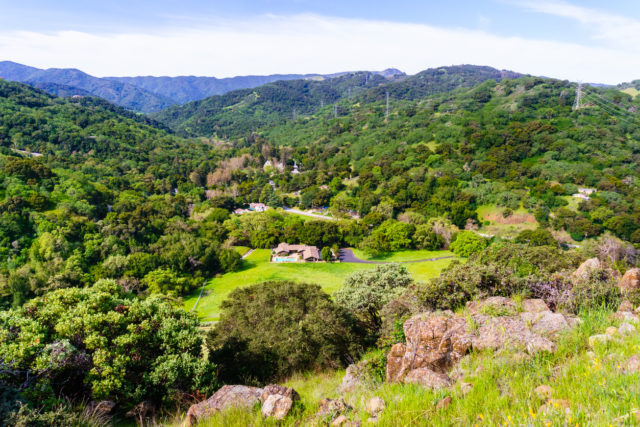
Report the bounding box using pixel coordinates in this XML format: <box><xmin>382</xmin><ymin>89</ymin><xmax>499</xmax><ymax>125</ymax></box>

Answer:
<box><xmin>339</xmin><ymin>248</ymin><xmax>454</xmax><ymax>264</ymax></box>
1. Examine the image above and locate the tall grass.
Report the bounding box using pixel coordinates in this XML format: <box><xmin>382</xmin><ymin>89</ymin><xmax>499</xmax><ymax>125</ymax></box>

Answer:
<box><xmin>185</xmin><ymin>305</ymin><xmax>640</xmax><ymax>426</ymax></box>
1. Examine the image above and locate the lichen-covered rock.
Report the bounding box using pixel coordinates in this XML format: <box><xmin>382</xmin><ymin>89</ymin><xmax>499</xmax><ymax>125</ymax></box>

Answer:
<box><xmin>619</xmin><ymin>322</ymin><xmax>636</xmax><ymax>335</ymax></box>
<box><xmin>185</xmin><ymin>385</ymin><xmax>262</xmax><ymax>426</ymax></box>
<box><xmin>588</xmin><ymin>334</ymin><xmax>612</xmax><ymax>348</ymax></box>
<box><xmin>386</xmin><ymin>297</ymin><xmax>577</xmax><ymax>388</ymax></box>
<box><xmin>522</xmin><ymin>299</ymin><xmax>549</xmax><ymax>313</ymax></box>
<box><xmin>260</xmin><ymin>384</ymin><xmax>299</xmax><ymax>403</ymax></box>
<box><xmin>618</xmin><ymin>268</ymin><xmax>640</xmax><ymax>294</ymax></box>
<box><xmin>623</xmin><ymin>354</ymin><xmax>640</xmax><ymax>373</ymax></box>
<box><xmin>436</xmin><ymin>396</ymin><xmax>452</xmax><ymax>410</ymax></box>
<box><xmin>534</xmin><ymin>385</ymin><xmax>554</xmax><ymax>400</ymax></box>
<box><xmin>404</xmin><ymin>367</ymin><xmax>452</xmax><ymax>389</ymax></box>
<box><xmin>365</xmin><ymin>397</ymin><xmax>385</xmax><ymax>417</ymax></box>
<box><xmin>385</xmin><ymin>311</ymin><xmax>471</xmax><ymax>384</ymax></box>
<box><xmin>619</xmin><ymin>301</ymin><xmax>634</xmax><ymax>312</ymax></box>
<box><xmin>466</xmin><ymin>296</ymin><xmax>517</xmax><ymax>316</ymax></box>
<box><xmin>316</xmin><ymin>398</ymin><xmax>351</xmax><ymax>419</ymax></box>
<box><xmin>572</xmin><ymin>258</ymin><xmax>601</xmax><ymax>282</ymax></box>
<box><xmin>261</xmin><ymin>394</ymin><xmax>293</xmax><ymax>420</ymax></box>
<box><xmin>259</xmin><ymin>384</ymin><xmax>299</xmax><ymax>420</ymax></box>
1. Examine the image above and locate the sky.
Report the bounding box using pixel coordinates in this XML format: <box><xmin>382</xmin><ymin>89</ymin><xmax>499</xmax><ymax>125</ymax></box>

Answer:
<box><xmin>0</xmin><ymin>0</ymin><xmax>639</xmax><ymax>83</ymax></box>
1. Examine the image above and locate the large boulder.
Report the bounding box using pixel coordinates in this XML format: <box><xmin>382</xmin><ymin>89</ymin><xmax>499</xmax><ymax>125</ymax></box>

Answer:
<box><xmin>404</xmin><ymin>367</ymin><xmax>452</xmax><ymax>389</ymax></box>
<box><xmin>261</xmin><ymin>394</ymin><xmax>293</xmax><ymax>420</ymax></box>
<box><xmin>185</xmin><ymin>385</ymin><xmax>263</xmax><ymax>426</ymax></box>
<box><xmin>260</xmin><ymin>384</ymin><xmax>299</xmax><ymax>420</ymax></box>
<box><xmin>618</xmin><ymin>268</ymin><xmax>640</xmax><ymax>294</ymax></box>
<box><xmin>572</xmin><ymin>258</ymin><xmax>601</xmax><ymax>282</ymax></box>
<box><xmin>386</xmin><ymin>298</ymin><xmax>577</xmax><ymax>387</ymax></box>
<box><xmin>386</xmin><ymin>311</ymin><xmax>471</xmax><ymax>384</ymax></box>
<box><xmin>316</xmin><ymin>398</ymin><xmax>351</xmax><ymax>419</ymax></box>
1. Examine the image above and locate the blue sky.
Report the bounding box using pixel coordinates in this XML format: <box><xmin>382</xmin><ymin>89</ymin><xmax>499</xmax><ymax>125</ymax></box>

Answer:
<box><xmin>1</xmin><ymin>0</ymin><xmax>639</xmax><ymax>82</ymax></box>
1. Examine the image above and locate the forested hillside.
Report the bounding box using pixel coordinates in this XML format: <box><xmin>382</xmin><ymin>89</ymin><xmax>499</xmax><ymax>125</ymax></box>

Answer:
<box><xmin>160</xmin><ymin>73</ymin><xmax>640</xmax><ymax>247</ymax></box>
<box><xmin>2</xmin><ymin>67</ymin><xmax>640</xmax><ymax>426</ymax></box>
<box><xmin>0</xmin><ymin>61</ymin><xmax>176</xmax><ymax>112</ymax></box>
<box><xmin>154</xmin><ymin>65</ymin><xmax>520</xmax><ymax>138</ymax></box>
<box><xmin>0</xmin><ymin>80</ymin><xmax>245</xmax><ymax>309</ymax></box>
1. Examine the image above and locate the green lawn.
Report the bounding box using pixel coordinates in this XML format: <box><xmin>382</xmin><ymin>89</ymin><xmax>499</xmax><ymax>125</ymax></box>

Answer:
<box><xmin>232</xmin><ymin>246</ymin><xmax>251</xmax><ymax>256</ymax></box>
<box><xmin>184</xmin><ymin>249</ymin><xmax>458</xmax><ymax>322</ymax></box>
<box><xmin>351</xmin><ymin>248</ymin><xmax>455</xmax><ymax>262</ymax></box>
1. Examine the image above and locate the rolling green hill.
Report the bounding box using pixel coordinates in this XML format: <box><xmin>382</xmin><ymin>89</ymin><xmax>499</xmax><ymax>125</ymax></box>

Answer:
<box><xmin>153</xmin><ymin>65</ymin><xmax>521</xmax><ymax>138</ymax></box>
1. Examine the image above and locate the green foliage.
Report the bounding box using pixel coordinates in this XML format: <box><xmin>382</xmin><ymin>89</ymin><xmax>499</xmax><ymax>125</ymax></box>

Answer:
<box><xmin>0</xmin><ymin>280</ymin><xmax>216</xmax><ymax>408</ymax></box>
<box><xmin>207</xmin><ymin>281</ymin><xmax>364</xmax><ymax>384</ymax></box>
<box><xmin>449</xmin><ymin>231</ymin><xmax>487</xmax><ymax>257</ymax></box>
<box><xmin>416</xmin><ymin>242</ymin><xmax>581</xmax><ymax>311</ymax></box>
<box><xmin>334</xmin><ymin>264</ymin><xmax>413</xmax><ymax>336</ymax></box>
<box><xmin>359</xmin><ymin>220</ymin><xmax>415</xmax><ymax>256</ymax></box>
<box><xmin>321</xmin><ymin>246</ymin><xmax>332</xmax><ymax>261</ymax></box>
<box><xmin>515</xmin><ymin>227</ymin><xmax>557</xmax><ymax>246</ymax></box>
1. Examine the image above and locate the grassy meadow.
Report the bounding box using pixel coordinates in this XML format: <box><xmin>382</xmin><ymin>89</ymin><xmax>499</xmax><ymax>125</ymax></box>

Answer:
<box><xmin>184</xmin><ymin>248</ymin><xmax>459</xmax><ymax>322</ymax></box>
<box><xmin>180</xmin><ymin>307</ymin><xmax>640</xmax><ymax>426</ymax></box>
<box><xmin>476</xmin><ymin>204</ymin><xmax>538</xmax><ymax>239</ymax></box>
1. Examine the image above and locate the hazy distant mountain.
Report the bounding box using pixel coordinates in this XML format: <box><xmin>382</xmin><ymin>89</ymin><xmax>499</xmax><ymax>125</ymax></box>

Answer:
<box><xmin>0</xmin><ymin>61</ymin><xmax>175</xmax><ymax>112</ymax></box>
<box><xmin>107</xmin><ymin>68</ymin><xmax>405</xmax><ymax>104</ymax></box>
<box><xmin>0</xmin><ymin>61</ymin><xmax>406</xmax><ymax>112</ymax></box>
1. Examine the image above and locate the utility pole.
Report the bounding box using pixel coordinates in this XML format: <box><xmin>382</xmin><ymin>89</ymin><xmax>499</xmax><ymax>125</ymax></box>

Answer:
<box><xmin>385</xmin><ymin>91</ymin><xmax>390</xmax><ymax>119</ymax></box>
<box><xmin>334</xmin><ymin>104</ymin><xmax>338</xmax><ymax>118</ymax></box>
<box><xmin>573</xmin><ymin>82</ymin><xmax>583</xmax><ymax>110</ymax></box>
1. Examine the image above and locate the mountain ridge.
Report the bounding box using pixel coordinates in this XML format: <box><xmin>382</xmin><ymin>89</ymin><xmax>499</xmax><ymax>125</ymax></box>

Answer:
<box><xmin>0</xmin><ymin>61</ymin><xmax>405</xmax><ymax>112</ymax></box>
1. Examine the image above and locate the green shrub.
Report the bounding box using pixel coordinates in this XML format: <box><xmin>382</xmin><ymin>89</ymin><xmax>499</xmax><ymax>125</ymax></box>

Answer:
<box><xmin>334</xmin><ymin>264</ymin><xmax>413</xmax><ymax>337</ymax></box>
<box><xmin>449</xmin><ymin>231</ymin><xmax>487</xmax><ymax>257</ymax></box>
<box><xmin>0</xmin><ymin>280</ymin><xmax>216</xmax><ymax>409</ymax></box>
<box><xmin>558</xmin><ymin>270</ymin><xmax>622</xmax><ymax>312</ymax></box>
<box><xmin>207</xmin><ymin>281</ymin><xmax>364</xmax><ymax>385</ymax></box>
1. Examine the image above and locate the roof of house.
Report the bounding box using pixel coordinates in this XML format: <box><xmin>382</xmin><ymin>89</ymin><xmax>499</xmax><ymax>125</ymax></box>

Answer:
<box><xmin>274</xmin><ymin>243</ymin><xmax>320</xmax><ymax>259</ymax></box>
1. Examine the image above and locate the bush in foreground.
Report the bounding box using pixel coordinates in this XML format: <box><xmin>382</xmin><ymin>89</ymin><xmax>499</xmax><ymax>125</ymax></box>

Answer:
<box><xmin>207</xmin><ymin>281</ymin><xmax>364</xmax><ymax>385</ymax></box>
<box><xmin>0</xmin><ymin>280</ymin><xmax>216</xmax><ymax>411</ymax></box>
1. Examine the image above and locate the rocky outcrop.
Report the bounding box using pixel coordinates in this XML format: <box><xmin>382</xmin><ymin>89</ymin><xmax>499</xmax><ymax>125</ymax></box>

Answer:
<box><xmin>185</xmin><ymin>385</ymin><xmax>262</xmax><ymax>426</ymax></box>
<box><xmin>572</xmin><ymin>258</ymin><xmax>601</xmax><ymax>282</ymax></box>
<box><xmin>618</xmin><ymin>268</ymin><xmax>640</xmax><ymax>294</ymax></box>
<box><xmin>341</xmin><ymin>359</ymin><xmax>376</xmax><ymax>392</ymax></box>
<box><xmin>386</xmin><ymin>298</ymin><xmax>577</xmax><ymax>388</ymax></box>
<box><xmin>184</xmin><ymin>384</ymin><xmax>301</xmax><ymax>425</ymax></box>
<box><xmin>366</xmin><ymin>397</ymin><xmax>386</xmax><ymax>418</ymax></box>
<box><xmin>316</xmin><ymin>397</ymin><xmax>352</xmax><ymax>419</ymax></box>
<box><xmin>260</xmin><ymin>384</ymin><xmax>299</xmax><ymax>420</ymax></box>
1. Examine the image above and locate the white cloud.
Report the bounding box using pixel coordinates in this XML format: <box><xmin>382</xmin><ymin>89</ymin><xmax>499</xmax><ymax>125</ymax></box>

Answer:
<box><xmin>0</xmin><ymin>14</ymin><xmax>638</xmax><ymax>83</ymax></box>
<box><xmin>516</xmin><ymin>0</ymin><xmax>640</xmax><ymax>49</ymax></box>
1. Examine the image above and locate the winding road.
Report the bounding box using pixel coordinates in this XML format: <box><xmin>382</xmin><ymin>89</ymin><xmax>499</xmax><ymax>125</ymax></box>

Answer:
<box><xmin>338</xmin><ymin>248</ymin><xmax>454</xmax><ymax>264</ymax></box>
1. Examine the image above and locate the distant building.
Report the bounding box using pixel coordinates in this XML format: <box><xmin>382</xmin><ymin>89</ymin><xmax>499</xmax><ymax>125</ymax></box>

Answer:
<box><xmin>272</xmin><ymin>243</ymin><xmax>321</xmax><ymax>262</ymax></box>
<box><xmin>578</xmin><ymin>188</ymin><xmax>596</xmax><ymax>195</ymax></box>
<box><xmin>249</xmin><ymin>203</ymin><xmax>268</xmax><ymax>212</ymax></box>
<box><xmin>572</xmin><ymin>187</ymin><xmax>596</xmax><ymax>201</ymax></box>
<box><xmin>292</xmin><ymin>160</ymin><xmax>300</xmax><ymax>175</ymax></box>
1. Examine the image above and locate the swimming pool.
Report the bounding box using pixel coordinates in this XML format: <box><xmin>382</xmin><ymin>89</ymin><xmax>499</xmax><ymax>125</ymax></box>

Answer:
<box><xmin>273</xmin><ymin>257</ymin><xmax>298</xmax><ymax>262</ymax></box>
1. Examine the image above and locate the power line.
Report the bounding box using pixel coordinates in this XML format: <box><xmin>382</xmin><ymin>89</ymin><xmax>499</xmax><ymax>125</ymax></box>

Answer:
<box><xmin>385</xmin><ymin>91</ymin><xmax>390</xmax><ymax>119</ymax></box>
<box><xmin>582</xmin><ymin>93</ymin><xmax>639</xmax><ymax>126</ymax></box>
<box><xmin>583</xmin><ymin>89</ymin><xmax>639</xmax><ymax>120</ymax></box>
<box><xmin>573</xmin><ymin>82</ymin><xmax>583</xmax><ymax>110</ymax></box>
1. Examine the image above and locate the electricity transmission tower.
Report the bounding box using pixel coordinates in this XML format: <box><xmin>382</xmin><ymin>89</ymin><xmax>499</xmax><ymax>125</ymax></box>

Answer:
<box><xmin>573</xmin><ymin>82</ymin><xmax>583</xmax><ymax>110</ymax></box>
<box><xmin>385</xmin><ymin>91</ymin><xmax>390</xmax><ymax>119</ymax></box>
